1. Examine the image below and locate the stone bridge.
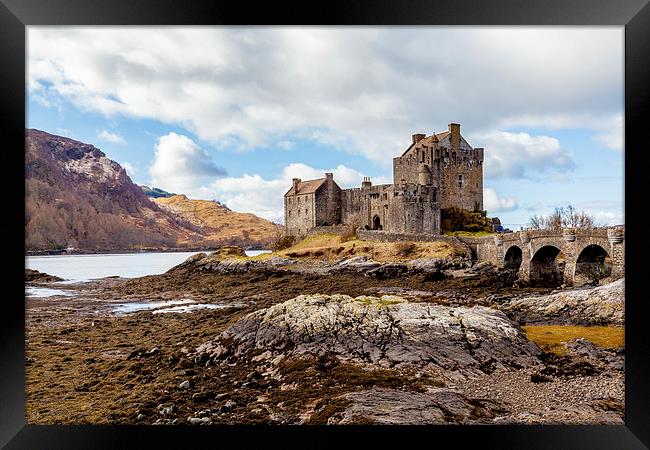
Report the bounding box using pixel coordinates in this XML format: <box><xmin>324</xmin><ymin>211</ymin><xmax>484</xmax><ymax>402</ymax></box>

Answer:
<box><xmin>458</xmin><ymin>226</ymin><xmax>624</xmax><ymax>286</ymax></box>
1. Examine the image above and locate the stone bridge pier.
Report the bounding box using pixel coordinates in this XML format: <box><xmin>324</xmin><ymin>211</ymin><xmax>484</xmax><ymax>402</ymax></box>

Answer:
<box><xmin>462</xmin><ymin>226</ymin><xmax>624</xmax><ymax>286</ymax></box>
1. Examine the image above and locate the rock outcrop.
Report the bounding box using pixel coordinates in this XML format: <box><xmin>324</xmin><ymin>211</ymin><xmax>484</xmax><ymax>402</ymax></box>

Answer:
<box><xmin>25</xmin><ymin>269</ymin><xmax>64</xmax><ymax>283</ymax></box>
<box><xmin>197</xmin><ymin>294</ymin><xmax>542</xmax><ymax>376</ymax></box>
<box><xmin>503</xmin><ymin>279</ymin><xmax>624</xmax><ymax>325</ymax></box>
<box><xmin>323</xmin><ymin>387</ymin><xmax>505</xmax><ymax>425</ymax></box>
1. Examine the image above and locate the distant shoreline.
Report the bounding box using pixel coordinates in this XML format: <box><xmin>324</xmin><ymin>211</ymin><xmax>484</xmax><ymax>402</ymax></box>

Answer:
<box><xmin>25</xmin><ymin>247</ymin><xmax>270</xmax><ymax>257</ymax></box>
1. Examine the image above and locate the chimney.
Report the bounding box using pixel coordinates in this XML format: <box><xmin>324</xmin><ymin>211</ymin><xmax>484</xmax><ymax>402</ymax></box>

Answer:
<box><xmin>412</xmin><ymin>133</ymin><xmax>426</xmax><ymax>144</ymax></box>
<box><xmin>325</xmin><ymin>172</ymin><xmax>333</xmax><ymax>181</ymax></box>
<box><xmin>292</xmin><ymin>178</ymin><xmax>301</xmax><ymax>193</ymax></box>
<box><xmin>448</xmin><ymin>123</ymin><xmax>460</xmax><ymax>150</ymax></box>
<box><xmin>362</xmin><ymin>176</ymin><xmax>372</xmax><ymax>189</ymax></box>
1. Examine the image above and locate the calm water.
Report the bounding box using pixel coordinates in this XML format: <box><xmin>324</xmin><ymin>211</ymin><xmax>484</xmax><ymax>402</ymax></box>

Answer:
<box><xmin>26</xmin><ymin>250</ymin><xmax>271</xmax><ymax>282</ymax></box>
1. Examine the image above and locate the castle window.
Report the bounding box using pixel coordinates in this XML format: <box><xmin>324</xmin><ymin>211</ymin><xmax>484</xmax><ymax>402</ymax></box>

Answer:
<box><xmin>458</xmin><ymin>174</ymin><xmax>463</xmax><ymax>188</ymax></box>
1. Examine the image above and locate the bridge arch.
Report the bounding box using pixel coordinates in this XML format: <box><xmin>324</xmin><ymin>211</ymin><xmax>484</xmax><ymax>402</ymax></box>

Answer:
<box><xmin>530</xmin><ymin>245</ymin><xmax>565</xmax><ymax>286</ymax></box>
<box><xmin>504</xmin><ymin>244</ymin><xmax>523</xmax><ymax>271</ymax></box>
<box><xmin>574</xmin><ymin>244</ymin><xmax>612</xmax><ymax>284</ymax></box>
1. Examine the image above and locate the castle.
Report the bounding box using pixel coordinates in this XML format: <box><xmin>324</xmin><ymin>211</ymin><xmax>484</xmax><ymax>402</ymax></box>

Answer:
<box><xmin>284</xmin><ymin>123</ymin><xmax>484</xmax><ymax>236</ymax></box>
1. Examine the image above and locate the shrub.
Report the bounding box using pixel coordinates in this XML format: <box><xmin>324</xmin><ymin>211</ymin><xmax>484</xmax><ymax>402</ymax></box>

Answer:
<box><xmin>271</xmin><ymin>234</ymin><xmax>296</xmax><ymax>251</ymax></box>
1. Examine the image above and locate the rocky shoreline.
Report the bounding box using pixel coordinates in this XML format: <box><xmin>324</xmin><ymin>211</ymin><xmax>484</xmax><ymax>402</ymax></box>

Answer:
<box><xmin>24</xmin><ymin>251</ymin><xmax>625</xmax><ymax>425</ymax></box>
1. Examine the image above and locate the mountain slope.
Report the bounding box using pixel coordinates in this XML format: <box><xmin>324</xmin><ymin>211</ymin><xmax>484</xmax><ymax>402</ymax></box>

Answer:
<box><xmin>154</xmin><ymin>195</ymin><xmax>282</xmax><ymax>247</ymax></box>
<box><xmin>25</xmin><ymin>129</ymin><xmax>281</xmax><ymax>251</ymax></box>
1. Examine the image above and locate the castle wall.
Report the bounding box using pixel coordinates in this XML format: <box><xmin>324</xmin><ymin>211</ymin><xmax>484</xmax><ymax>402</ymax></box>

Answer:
<box><xmin>284</xmin><ymin>192</ymin><xmax>316</xmax><ymax>236</ymax></box>
<box><xmin>437</xmin><ymin>144</ymin><xmax>484</xmax><ymax>211</ymax></box>
<box><xmin>315</xmin><ymin>179</ymin><xmax>342</xmax><ymax>226</ymax></box>
<box><xmin>340</xmin><ymin>183</ymin><xmax>440</xmax><ymax>235</ymax></box>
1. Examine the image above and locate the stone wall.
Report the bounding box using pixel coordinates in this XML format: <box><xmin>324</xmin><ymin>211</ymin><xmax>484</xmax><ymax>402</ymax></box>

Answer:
<box><xmin>357</xmin><ymin>229</ymin><xmax>459</xmax><ymax>244</ymax></box>
<box><xmin>340</xmin><ymin>182</ymin><xmax>440</xmax><ymax>235</ymax></box>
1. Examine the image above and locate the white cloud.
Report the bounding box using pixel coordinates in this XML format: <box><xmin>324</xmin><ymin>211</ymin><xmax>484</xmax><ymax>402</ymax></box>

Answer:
<box><xmin>592</xmin><ymin>114</ymin><xmax>623</xmax><ymax>151</ymax></box>
<box><xmin>469</xmin><ymin>131</ymin><xmax>575</xmax><ymax>180</ymax></box>
<box><xmin>28</xmin><ymin>27</ymin><xmax>623</xmax><ymax>166</ymax></box>
<box><xmin>120</xmin><ymin>161</ymin><xmax>137</xmax><ymax>177</ymax></box>
<box><xmin>149</xmin><ymin>133</ymin><xmax>226</xmax><ymax>194</ymax></box>
<box><xmin>98</xmin><ymin>129</ymin><xmax>127</xmax><ymax>145</ymax></box>
<box><xmin>484</xmin><ymin>187</ymin><xmax>518</xmax><ymax>213</ymax></box>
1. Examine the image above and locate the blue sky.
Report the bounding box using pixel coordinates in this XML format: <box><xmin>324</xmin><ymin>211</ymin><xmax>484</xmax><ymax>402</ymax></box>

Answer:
<box><xmin>27</xmin><ymin>27</ymin><xmax>624</xmax><ymax>227</ymax></box>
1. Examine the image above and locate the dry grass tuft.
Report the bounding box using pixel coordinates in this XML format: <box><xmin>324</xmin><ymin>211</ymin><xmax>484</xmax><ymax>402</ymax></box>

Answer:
<box><xmin>522</xmin><ymin>325</ymin><xmax>624</xmax><ymax>355</ymax></box>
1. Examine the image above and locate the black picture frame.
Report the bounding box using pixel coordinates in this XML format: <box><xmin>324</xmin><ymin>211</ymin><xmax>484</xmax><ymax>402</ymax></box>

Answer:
<box><xmin>2</xmin><ymin>0</ymin><xmax>649</xmax><ymax>448</ymax></box>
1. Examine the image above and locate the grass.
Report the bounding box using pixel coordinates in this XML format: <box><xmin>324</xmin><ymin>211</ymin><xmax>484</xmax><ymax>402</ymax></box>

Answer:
<box><xmin>443</xmin><ymin>230</ymin><xmax>495</xmax><ymax>237</ymax></box>
<box><xmin>274</xmin><ymin>233</ymin><xmax>468</xmax><ymax>262</ymax></box>
<box><xmin>522</xmin><ymin>325</ymin><xmax>624</xmax><ymax>355</ymax></box>
<box><xmin>353</xmin><ymin>295</ymin><xmax>403</xmax><ymax>307</ymax></box>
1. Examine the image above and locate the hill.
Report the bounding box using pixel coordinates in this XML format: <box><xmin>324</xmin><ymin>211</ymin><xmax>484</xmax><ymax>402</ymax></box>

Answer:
<box><xmin>153</xmin><ymin>195</ymin><xmax>281</xmax><ymax>248</ymax></box>
<box><xmin>25</xmin><ymin>129</ymin><xmax>282</xmax><ymax>251</ymax></box>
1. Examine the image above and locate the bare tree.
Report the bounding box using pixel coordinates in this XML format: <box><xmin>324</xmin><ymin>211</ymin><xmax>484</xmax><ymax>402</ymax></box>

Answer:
<box><xmin>528</xmin><ymin>205</ymin><xmax>600</xmax><ymax>230</ymax></box>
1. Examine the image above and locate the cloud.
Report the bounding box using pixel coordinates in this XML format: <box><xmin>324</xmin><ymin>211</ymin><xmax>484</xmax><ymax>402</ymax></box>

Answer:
<box><xmin>592</xmin><ymin>114</ymin><xmax>623</xmax><ymax>151</ymax></box>
<box><xmin>469</xmin><ymin>131</ymin><xmax>575</xmax><ymax>180</ymax></box>
<box><xmin>591</xmin><ymin>210</ymin><xmax>624</xmax><ymax>226</ymax></box>
<box><xmin>149</xmin><ymin>133</ymin><xmax>226</xmax><ymax>194</ymax></box>
<box><xmin>484</xmin><ymin>188</ymin><xmax>518</xmax><ymax>213</ymax></box>
<box><xmin>28</xmin><ymin>27</ymin><xmax>623</xmax><ymax>166</ymax></box>
<box><xmin>120</xmin><ymin>161</ymin><xmax>137</xmax><ymax>177</ymax></box>
<box><xmin>97</xmin><ymin>129</ymin><xmax>127</xmax><ymax>145</ymax></box>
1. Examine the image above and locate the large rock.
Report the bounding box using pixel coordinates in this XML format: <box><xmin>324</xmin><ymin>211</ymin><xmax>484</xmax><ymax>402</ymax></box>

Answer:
<box><xmin>197</xmin><ymin>294</ymin><xmax>542</xmax><ymax>375</ymax></box>
<box><xmin>25</xmin><ymin>269</ymin><xmax>64</xmax><ymax>283</ymax></box>
<box><xmin>169</xmin><ymin>251</ymin><xmax>296</xmax><ymax>275</ymax></box>
<box><xmin>323</xmin><ymin>387</ymin><xmax>505</xmax><ymax>425</ymax></box>
<box><xmin>409</xmin><ymin>256</ymin><xmax>471</xmax><ymax>272</ymax></box>
<box><xmin>503</xmin><ymin>279</ymin><xmax>624</xmax><ymax>325</ymax></box>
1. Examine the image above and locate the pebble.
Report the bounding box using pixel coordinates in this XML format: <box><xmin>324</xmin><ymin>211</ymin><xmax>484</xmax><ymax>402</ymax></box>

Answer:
<box><xmin>179</xmin><ymin>380</ymin><xmax>191</xmax><ymax>389</ymax></box>
<box><xmin>137</xmin><ymin>414</ymin><xmax>144</xmax><ymax>420</ymax></box>
<box><xmin>187</xmin><ymin>416</ymin><xmax>212</xmax><ymax>425</ymax></box>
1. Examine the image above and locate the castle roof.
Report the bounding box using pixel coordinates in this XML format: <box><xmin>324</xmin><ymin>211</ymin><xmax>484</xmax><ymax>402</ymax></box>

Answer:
<box><xmin>285</xmin><ymin>178</ymin><xmax>326</xmax><ymax>196</ymax></box>
<box><xmin>400</xmin><ymin>131</ymin><xmax>450</xmax><ymax>156</ymax></box>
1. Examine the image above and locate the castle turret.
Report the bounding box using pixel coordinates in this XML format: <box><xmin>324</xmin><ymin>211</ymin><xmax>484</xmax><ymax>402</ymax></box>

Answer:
<box><xmin>418</xmin><ymin>164</ymin><xmax>432</xmax><ymax>186</ymax></box>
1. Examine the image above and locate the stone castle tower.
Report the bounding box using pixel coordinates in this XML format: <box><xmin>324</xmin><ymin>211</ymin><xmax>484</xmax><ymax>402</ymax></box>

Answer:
<box><xmin>284</xmin><ymin>123</ymin><xmax>484</xmax><ymax>236</ymax></box>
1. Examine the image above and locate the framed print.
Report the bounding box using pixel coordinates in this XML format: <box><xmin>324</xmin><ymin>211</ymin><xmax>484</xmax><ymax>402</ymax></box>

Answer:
<box><xmin>3</xmin><ymin>0</ymin><xmax>650</xmax><ymax>448</ymax></box>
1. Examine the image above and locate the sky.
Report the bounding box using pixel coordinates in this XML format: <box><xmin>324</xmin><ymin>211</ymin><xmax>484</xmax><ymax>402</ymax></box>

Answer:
<box><xmin>27</xmin><ymin>26</ymin><xmax>624</xmax><ymax>228</ymax></box>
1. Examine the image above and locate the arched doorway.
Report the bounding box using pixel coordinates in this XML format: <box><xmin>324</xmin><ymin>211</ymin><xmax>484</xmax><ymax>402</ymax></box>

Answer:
<box><xmin>504</xmin><ymin>246</ymin><xmax>523</xmax><ymax>271</ymax></box>
<box><xmin>575</xmin><ymin>244</ymin><xmax>612</xmax><ymax>284</ymax></box>
<box><xmin>530</xmin><ymin>245</ymin><xmax>565</xmax><ymax>286</ymax></box>
<box><xmin>372</xmin><ymin>215</ymin><xmax>382</xmax><ymax>230</ymax></box>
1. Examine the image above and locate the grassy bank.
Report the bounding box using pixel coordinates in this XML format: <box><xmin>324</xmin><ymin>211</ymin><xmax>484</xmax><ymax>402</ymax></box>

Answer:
<box><xmin>270</xmin><ymin>233</ymin><xmax>469</xmax><ymax>262</ymax></box>
<box><xmin>522</xmin><ymin>325</ymin><xmax>624</xmax><ymax>355</ymax></box>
